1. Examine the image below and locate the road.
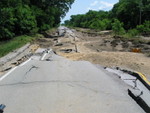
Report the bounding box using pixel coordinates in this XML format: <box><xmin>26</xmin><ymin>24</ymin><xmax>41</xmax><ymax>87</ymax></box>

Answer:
<box><xmin>0</xmin><ymin>49</ymin><xmax>146</xmax><ymax>113</ymax></box>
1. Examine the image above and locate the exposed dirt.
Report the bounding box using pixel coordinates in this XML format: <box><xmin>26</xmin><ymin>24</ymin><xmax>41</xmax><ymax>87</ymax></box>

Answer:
<box><xmin>0</xmin><ymin>44</ymin><xmax>39</xmax><ymax>75</ymax></box>
<box><xmin>0</xmin><ymin>28</ymin><xmax>150</xmax><ymax>80</ymax></box>
<box><xmin>33</xmin><ymin>38</ymin><xmax>54</xmax><ymax>48</ymax></box>
<box><xmin>51</xmin><ymin>28</ymin><xmax>150</xmax><ymax>80</ymax></box>
<box><xmin>59</xmin><ymin>52</ymin><xmax>150</xmax><ymax>78</ymax></box>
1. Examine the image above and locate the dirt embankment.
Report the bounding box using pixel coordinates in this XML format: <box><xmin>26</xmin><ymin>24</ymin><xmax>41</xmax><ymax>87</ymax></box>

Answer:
<box><xmin>52</xmin><ymin>28</ymin><xmax>150</xmax><ymax>79</ymax></box>
<box><xmin>0</xmin><ymin>27</ymin><xmax>150</xmax><ymax>80</ymax></box>
<box><xmin>60</xmin><ymin>52</ymin><xmax>150</xmax><ymax>77</ymax></box>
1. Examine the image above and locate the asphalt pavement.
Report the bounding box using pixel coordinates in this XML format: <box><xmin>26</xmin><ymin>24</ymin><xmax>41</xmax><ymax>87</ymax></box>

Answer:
<box><xmin>0</xmin><ymin>48</ymin><xmax>147</xmax><ymax>113</ymax></box>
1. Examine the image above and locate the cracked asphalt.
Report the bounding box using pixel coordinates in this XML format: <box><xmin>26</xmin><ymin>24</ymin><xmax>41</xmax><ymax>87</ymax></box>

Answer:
<box><xmin>0</xmin><ymin>50</ymin><xmax>146</xmax><ymax>113</ymax></box>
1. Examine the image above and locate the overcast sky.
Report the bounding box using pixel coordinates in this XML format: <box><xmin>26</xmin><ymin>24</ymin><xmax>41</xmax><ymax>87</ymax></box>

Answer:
<box><xmin>62</xmin><ymin>0</ymin><xmax>119</xmax><ymax>23</ymax></box>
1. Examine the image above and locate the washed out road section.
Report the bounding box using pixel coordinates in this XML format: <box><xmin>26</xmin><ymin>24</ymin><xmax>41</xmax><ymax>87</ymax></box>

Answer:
<box><xmin>0</xmin><ymin>51</ymin><xmax>145</xmax><ymax>113</ymax></box>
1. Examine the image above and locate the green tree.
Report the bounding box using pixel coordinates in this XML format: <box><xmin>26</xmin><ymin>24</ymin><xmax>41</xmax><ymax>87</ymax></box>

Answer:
<box><xmin>89</xmin><ymin>19</ymin><xmax>106</xmax><ymax>30</ymax></box>
<box><xmin>0</xmin><ymin>8</ymin><xmax>17</xmax><ymax>40</ymax></box>
<box><xmin>0</xmin><ymin>0</ymin><xmax>75</xmax><ymax>40</ymax></box>
<box><xmin>14</xmin><ymin>5</ymin><xmax>38</xmax><ymax>35</ymax></box>
<box><xmin>111</xmin><ymin>0</ymin><xmax>150</xmax><ymax>29</ymax></box>
<box><xmin>65</xmin><ymin>10</ymin><xmax>112</xmax><ymax>30</ymax></box>
<box><xmin>112</xmin><ymin>19</ymin><xmax>125</xmax><ymax>36</ymax></box>
<box><xmin>136</xmin><ymin>21</ymin><xmax>150</xmax><ymax>36</ymax></box>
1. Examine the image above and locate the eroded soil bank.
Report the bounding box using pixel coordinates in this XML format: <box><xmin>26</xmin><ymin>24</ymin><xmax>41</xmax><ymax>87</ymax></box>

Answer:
<box><xmin>51</xmin><ymin>28</ymin><xmax>150</xmax><ymax>80</ymax></box>
<box><xmin>0</xmin><ymin>27</ymin><xmax>150</xmax><ymax>80</ymax></box>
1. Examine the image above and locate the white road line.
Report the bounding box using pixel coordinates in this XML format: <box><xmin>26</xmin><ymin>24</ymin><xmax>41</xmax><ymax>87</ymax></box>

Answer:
<box><xmin>41</xmin><ymin>49</ymin><xmax>53</xmax><ymax>61</ymax></box>
<box><xmin>0</xmin><ymin>66</ymin><xmax>17</xmax><ymax>81</ymax></box>
<box><xmin>41</xmin><ymin>53</ymin><xmax>47</xmax><ymax>60</ymax></box>
<box><xmin>19</xmin><ymin>58</ymin><xmax>31</xmax><ymax>67</ymax></box>
<box><xmin>0</xmin><ymin>58</ymin><xmax>31</xmax><ymax>81</ymax></box>
<box><xmin>49</xmin><ymin>49</ymin><xmax>52</xmax><ymax>53</ymax></box>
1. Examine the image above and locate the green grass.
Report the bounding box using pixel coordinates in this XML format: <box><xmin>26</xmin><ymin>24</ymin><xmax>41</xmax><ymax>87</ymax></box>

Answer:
<box><xmin>0</xmin><ymin>35</ymin><xmax>35</xmax><ymax>57</ymax></box>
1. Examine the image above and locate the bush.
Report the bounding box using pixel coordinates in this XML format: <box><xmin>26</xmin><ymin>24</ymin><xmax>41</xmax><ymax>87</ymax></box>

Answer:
<box><xmin>127</xmin><ymin>29</ymin><xmax>139</xmax><ymax>37</ymax></box>
<box><xmin>15</xmin><ymin>5</ymin><xmax>38</xmax><ymax>35</ymax></box>
<box><xmin>112</xmin><ymin>19</ymin><xmax>125</xmax><ymax>36</ymax></box>
<box><xmin>0</xmin><ymin>6</ymin><xmax>38</xmax><ymax>40</ymax></box>
<box><xmin>89</xmin><ymin>19</ymin><xmax>104</xmax><ymax>30</ymax></box>
<box><xmin>0</xmin><ymin>28</ymin><xmax>15</xmax><ymax>40</ymax></box>
<box><xmin>0</xmin><ymin>8</ymin><xmax>17</xmax><ymax>40</ymax></box>
<box><xmin>136</xmin><ymin>21</ymin><xmax>150</xmax><ymax>36</ymax></box>
<box><xmin>136</xmin><ymin>24</ymin><xmax>145</xmax><ymax>34</ymax></box>
<box><xmin>89</xmin><ymin>19</ymin><xmax>111</xmax><ymax>30</ymax></box>
<box><xmin>102</xmin><ymin>19</ymin><xmax>112</xmax><ymax>30</ymax></box>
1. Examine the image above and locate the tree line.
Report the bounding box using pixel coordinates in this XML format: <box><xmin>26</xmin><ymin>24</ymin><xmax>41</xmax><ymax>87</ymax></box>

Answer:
<box><xmin>0</xmin><ymin>0</ymin><xmax>75</xmax><ymax>40</ymax></box>
<box><xmin>64</xmin><ymin>0</ymin><xmax>150</xmax><ymax>36</ymax></box>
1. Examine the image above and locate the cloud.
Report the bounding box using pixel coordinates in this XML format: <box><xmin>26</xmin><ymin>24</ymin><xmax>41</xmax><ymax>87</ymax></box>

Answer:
<box><xmin>87</xmin><ymin>0</ymin><xmax>115</xmax><ymax>11</ymax></box>
<box><xmin>98</xmin><ymin>6</ymin><xmax>105</xmax><ymax>10</ymax></box>
<box><xmin>100</xmin><ymin>1</ymin><xmax>114</xmax><ymax>8</ymax></box>
<box><xmin>90</xmin><ymin>1</ymin><xmax>99</xmax><ymax>6</ymax></box>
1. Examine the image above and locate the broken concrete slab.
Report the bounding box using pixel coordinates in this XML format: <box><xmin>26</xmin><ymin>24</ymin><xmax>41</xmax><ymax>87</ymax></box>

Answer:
<box><xmin>0</xmin><ymin>43</ymin><xmax>30</xmax><ymax>67</ymax></box>
<box><xmin>0</xmin><ymin>49</ymin><xmax>146</xmax><ymax>113</ymax></box>
<box><xmin>105</xmin><ymin>67</ymin><xmax>150</xmax><ymax>112</ymax></box>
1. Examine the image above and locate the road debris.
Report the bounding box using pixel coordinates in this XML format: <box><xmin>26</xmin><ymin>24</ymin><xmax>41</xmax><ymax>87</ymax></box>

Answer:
<box><xmin>0</xmin><ymin>48</ymin><xmax>147</xmax><ymax>113</ymax></box>
<box><xmin>105</xmin><ymin>67</ymin><xmax>150</xmax><ymax>112</ymax></box>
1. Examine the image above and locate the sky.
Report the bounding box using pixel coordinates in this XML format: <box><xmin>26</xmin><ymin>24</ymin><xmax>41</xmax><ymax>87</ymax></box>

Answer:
<box><xmin>62</xmin><ymin>0</ymin><xmax>119</xmax><ymax>23</ymax></box>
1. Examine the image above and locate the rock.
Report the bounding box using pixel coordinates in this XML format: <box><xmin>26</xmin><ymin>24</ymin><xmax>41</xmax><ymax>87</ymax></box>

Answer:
<box><xmin>55</xmin><ymin>43</ymin><xmax>63</xmax><ymax>46</ymax></box>
<box><xmin>60</xmin><ymin>49</ymin><xmax>73</xmax><ymax>53</ymax></box>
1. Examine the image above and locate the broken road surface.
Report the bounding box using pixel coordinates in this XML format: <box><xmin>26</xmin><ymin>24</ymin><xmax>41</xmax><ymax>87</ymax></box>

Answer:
<box><xmin>0</xmin><ymin>48</ymin><xmax>149</xmax><ymax>113</ymax></box>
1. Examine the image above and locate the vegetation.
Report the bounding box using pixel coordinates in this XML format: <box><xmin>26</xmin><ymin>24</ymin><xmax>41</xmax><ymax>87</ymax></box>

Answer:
<box><xmin>0</xmin><ymin>0</ymin><xmax>75</xmax><ymax>41</ymax></box>
<box><xmin>64</xmin><ymin>0</ymin><xmax>150</xmax><ymax>37</ymax></box>
<box><xmin>136</xmin><ymin>21</ymin><xmax>150</xmax><ymax>36</ymax></box>
<box><xmin>0</xmin><ymin>35</ymin><xmax>34</xmax><ymax>57</ymax></box>
<box><xmin>112</xmin><ymin>19</ymin><xmax>125</xmax><ymax>36</ymax></box>
<box><xmin>0</xmin><ymin>0</ymin><xmax>74</xmax><ymax>57</ymax></box>
<box><xmin>65</xmin><ymin>10</ymin><xmax>112</xmax><ymax>30</ymax></box>
<box><xmin>111</xmin><ymin>0</ymin><xmax>150</xmax><ymax>29</ymax></box>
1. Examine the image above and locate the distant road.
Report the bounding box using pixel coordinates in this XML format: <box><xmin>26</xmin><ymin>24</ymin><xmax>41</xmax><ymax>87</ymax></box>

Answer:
<box><xmin>0</xmin><ymin>50</ymin><xmax>145</xmax><ymax>113</ymax></box>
